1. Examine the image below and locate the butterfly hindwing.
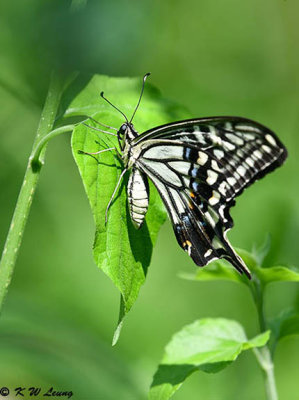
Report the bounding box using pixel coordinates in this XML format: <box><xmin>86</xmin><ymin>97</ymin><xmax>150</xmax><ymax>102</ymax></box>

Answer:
<box><xmin>139</xmin><ymin>163</ymin><xmax>249</xmax><ymax>276</ymax></box>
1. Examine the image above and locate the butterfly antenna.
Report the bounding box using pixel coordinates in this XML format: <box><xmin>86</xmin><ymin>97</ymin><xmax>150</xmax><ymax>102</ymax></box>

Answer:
<box><xmin>100</xmin><ymin>92</ymin><xmax>129</xmax><ymax>123</ymax></box>
<box><xmin>130</xmin><ymin>72</ymin><xmax>151</xmax><ymax>123</ymax></box>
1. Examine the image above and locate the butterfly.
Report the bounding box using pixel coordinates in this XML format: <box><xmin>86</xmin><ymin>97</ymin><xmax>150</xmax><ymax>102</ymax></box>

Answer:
<box><xmin>80</xmin><ymin>73</ymin><xmax>288</xmax><ymax>279</ymax></box>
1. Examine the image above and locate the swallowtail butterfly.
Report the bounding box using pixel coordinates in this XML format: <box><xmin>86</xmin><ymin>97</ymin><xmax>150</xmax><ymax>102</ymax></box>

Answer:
<box><xmin>80</xmin><ymin>73</ymin><xmax>288</xmax><ymax>279</ymax></box>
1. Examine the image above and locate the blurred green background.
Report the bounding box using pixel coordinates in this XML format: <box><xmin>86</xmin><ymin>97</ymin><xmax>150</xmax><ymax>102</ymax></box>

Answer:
<box><xmin>0</xmin><ymin>0</ymin><xmax>298</xmax><ymax>399</ymax></box>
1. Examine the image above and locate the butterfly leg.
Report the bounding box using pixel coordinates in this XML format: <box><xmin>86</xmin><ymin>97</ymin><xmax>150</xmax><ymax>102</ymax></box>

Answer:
<box><xmin>105</xmin><ymin>168</ymin><xmax>128</xmax><ymax>225</ymax></box>
<box><xmin>94</xmin><ymin>140</ymin><xmax>122</xmax><ymax>159</ymax></box>
<box><xmin>78</xmin><ymin>147</ymin><xmax>116</xmax><ymax>156</ymax></box>
<box><xmin>84</xmin><ymin>116</ymin><xmax>118</xmax><ymax>131</ymax></box>
<box><xmin>82</xmin><ymin>123</ymin><xmax>118</xmax><ymax>137</ymax></box>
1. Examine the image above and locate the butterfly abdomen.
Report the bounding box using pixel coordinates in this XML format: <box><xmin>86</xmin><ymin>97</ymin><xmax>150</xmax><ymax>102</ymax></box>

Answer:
<box><xmin>127</xmin><ymin>167</ymin><xmax>149</xmax><ymax>229</ymax></box>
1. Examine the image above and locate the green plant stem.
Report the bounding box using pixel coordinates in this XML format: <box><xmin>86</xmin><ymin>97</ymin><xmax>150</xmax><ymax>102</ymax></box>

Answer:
<box><xmin>253</xmin><ymin>347</ymin><xmax>278</xmax><ymax>400</ymax></box>
<box><xmin>255</xmin><ymin>280</ymin><xmax>267</xmax><ymax>332</ymax></box>
<box><xmin>251</xmin><ymin>281</ymin><xmax>278</xmax><ymax>400</ymax></box>
<box><xmin>0</xmin><ymin>71</ymin><xmax>63</xmax><ymax>311</ymax></box>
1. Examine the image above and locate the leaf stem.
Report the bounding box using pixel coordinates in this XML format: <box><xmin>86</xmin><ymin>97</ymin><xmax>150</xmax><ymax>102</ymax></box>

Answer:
<box><xmin>31</xmin><ymin>124</ymin><xmax>75</xmax><ymax>169</ymax></box>
<box><xmin>251</xmin><ymin>280</ymin><xmax>278</xmax><ymax>400</ymax></box>
<box><xmin>0</xmin><ymin>71</ymin><xmax>63</xmax><ymax>311</ymax></box>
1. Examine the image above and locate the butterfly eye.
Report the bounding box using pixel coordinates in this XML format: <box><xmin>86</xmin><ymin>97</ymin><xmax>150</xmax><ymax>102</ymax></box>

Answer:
<box><xmin>118</xmin><ymin>123</ymin><xmax>127</xmax><ymax>135</ymax></box>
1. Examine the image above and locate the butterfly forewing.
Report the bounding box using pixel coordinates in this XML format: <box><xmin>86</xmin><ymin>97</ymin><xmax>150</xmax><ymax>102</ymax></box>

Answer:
<box><xmin>133</xmin><ymin>117</ymin><xmax>287</xmax><ymax>277</ymax></box>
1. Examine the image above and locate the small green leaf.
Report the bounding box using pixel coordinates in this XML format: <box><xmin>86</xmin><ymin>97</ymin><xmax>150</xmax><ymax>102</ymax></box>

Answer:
<box><xmin>149</xmin><ymin>318</ymin><xmax>270</xmax><ymax>400</ymax></box>
<box><xmin>250</xmin><ymin>235</ymin><xmax>299</xmax><ymax>285</ymax></box>
<box><xmin>180</xmin><ymin>245</ymin><xmax>299</xmax><ymax>290</ymax></box>
<box><xmin>69</xmin><ymin>74</ymin><xmax>189</xmax><ymax>341</ymax></box>
<box><xmin>179</xmin><ymin>260</ymin><xmax>247</xmax><ymax>285</ymax></box>
<box><xmin>255</xmin><ymin>265</ymin><xmax>299</xmax><ymax>285</ymax></box>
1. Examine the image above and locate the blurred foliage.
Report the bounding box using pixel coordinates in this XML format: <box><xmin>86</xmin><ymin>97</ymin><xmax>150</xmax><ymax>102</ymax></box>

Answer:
<box><xmin>150</xmin><ymin>318</ymin><xmax>270</xmax><ymax>399</ymax></box>
<box><xmin>161</xmin><ymin>244</ymin><xmax>298</xmax><ymax>399</ymax></box>
<box><xmin>0</xmin><ymin>0</ymin><xmax>298</xmax><ymax>399</ymax></box>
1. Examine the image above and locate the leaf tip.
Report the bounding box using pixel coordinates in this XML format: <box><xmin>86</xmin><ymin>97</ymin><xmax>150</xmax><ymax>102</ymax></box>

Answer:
<box><xmin>112</xmin><ymin>320</ymin><xmax>124</xmax><ymax>346</ymax></box>
<box><xmin>112</xmin><ymin>295</ymin><xmax>126</xmax><ymax>346</ymax></box>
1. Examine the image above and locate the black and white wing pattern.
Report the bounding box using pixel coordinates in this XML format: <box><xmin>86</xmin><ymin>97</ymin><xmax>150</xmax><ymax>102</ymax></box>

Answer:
<box><xmin>133</xmin><ymin>117</ymin><xmax>287</xmax><ymax>277</ymax></box>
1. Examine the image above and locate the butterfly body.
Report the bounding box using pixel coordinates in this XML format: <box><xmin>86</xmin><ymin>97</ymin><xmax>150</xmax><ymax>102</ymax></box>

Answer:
<box><xmin>127</xmin><ymin>167</ymin><xmax>149</xmax><ymax>228</ymax></box>
<box><xmin>115</xmin><ymin>122</ymin><xmax>149</xmax><ymax>228</ymax></box>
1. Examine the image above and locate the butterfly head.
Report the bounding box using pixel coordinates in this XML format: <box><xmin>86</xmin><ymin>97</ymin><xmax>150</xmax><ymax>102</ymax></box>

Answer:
<box><xmin>118</xmin><ymin>123</ymin><xmax>130</xmax><ymax>136</ymax></box>
<box><xmin>118</xmin><ymin>122</ymin><xmax>138</xmax><ymax>149</ymax></box>
<box><xmin>101</xmin><ymin>73</ymin><xmax>151</xmax><ymax>149</ymax></box>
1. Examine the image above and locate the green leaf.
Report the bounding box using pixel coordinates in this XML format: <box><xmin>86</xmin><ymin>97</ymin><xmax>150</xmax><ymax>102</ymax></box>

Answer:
<box><xmin>250</xmin><ymin>235</ymin><xmax>299</xmax><ymax>285</ymax></box>
<box><xmin>255</xmin><ymin>265</ymin><xmax>299</xmax><ymax>285</ymax></box>
<box><xmin>178</xmin><ymin>259</ymin><xmax>247</xmax><ymax>285</ymax></box>
<box><xmin>149</xmin><ymin>318</ymin><xmax>270</xmax><ymax>400</ymax></box>
<box><xmin>69</xmin><ymin>74</ymin><xmax>190</xmax><ymax>341</ymax></box>
<box><xmin>180</xmin><ymin>244</ymin><xmax>299</xmax><ymax>289</ymax></box>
